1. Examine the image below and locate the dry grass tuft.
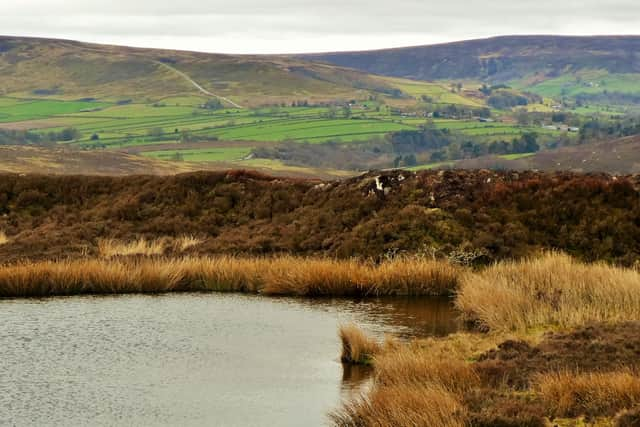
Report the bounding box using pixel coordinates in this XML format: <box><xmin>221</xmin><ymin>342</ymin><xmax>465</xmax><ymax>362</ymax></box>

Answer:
<box><xmin>331</xmin><ymin>384</ymin><xmax>467</xmax><ymax>427</ymax></box>
<box><xmin>374</xmin><ymin>345</ymin><xmax>480</xmax><ymax>395</ymax></box>
<box><xmin>98</xmin><ymin>237</ymin><xmax>166</xmax><ymax>257</ymax></box>
<box><xmin>371</xmin><ymin>257</ymin><xmax>460</xmax><ymax>296</ymax></box>
<box><xmin>535</xmin><ymin>370</ymin><xmax>640</xmax><ymax>418</ymax></box>
<box><xmin>173</xmin><ymin>235</ymin><xmax>203</xmax><ymax>252</ymax></box>
<box><xmin>0</xmin><ymin>230</ymin><xmax>8</xmax><ymax>246</ymax></box>
<box><xmin>339</xmin><ymin>324</ymin><xmax>381</xmax><ymax>365</ymax></box>
<box><xmin>456</xmin><ymin>252</ymin><xmax>640</xmax><ymax>331</ymax></box>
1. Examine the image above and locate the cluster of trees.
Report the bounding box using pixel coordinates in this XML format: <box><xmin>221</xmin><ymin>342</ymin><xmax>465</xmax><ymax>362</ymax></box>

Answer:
<box><xmin>488</xmin><ymin>92</ymin><xmax>529</xmax><ymax>109</ymax></box>
<box><xmin>389</xmin><ymin>128</ymin><xmax>451</xmax><ymax>153</ymax></box>
<box><xmin>575</xmin><ymin>92</ymin><xmax>640</xmax><ymax>106</ymax></box>
<box><xmin>420</xmin><ymin>100</ymin><xmax>491</xmax><ymax>119</ymax></box>
<box><xmin>46</xmin><ymin>128</ymin><xmax>81</xmax><ymax>142</ymax></box>
<box><xmin>201</xmin><ymin>99</ymin><xmax>224</xmax><ymax>110</ymax></box>
<box><xmin>0</xmin><ymin>128</ymin><xmax>84</xmax><ymax>145</ymax></box>
<box><xmin>390</xmin><ymin>127</ymin><xmax>540</xmax><ymax>161</ymax></box>
<box><xmin>479</xmin><ymin>84</ymin><xmax>510</xmax><ymax>96</ymax></box>
<box><xmin>579</xmin><ymin>117</ymin><xmax>640</xmax><ymax>142</ymax></box>
<box><xmin>487</xmin><ymin>90</ymin><xmax>543</xmax><ymax>110</ymax></box>
<box><xmin>0</xmin><ymin>129</ymin><xmax>47</xmax><ymax>146</ymax></box>
<box><xmin>429</xmin><ymin>132</ymin><xmax>540</xmax><ymax>162</ymax></box>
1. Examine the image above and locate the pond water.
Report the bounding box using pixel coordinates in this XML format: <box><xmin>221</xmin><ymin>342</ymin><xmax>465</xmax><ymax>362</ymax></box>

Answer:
<box><xmin>0</xmin><ymin>294</ymin><xmax>461</xmax><ymax>427</ymax></box>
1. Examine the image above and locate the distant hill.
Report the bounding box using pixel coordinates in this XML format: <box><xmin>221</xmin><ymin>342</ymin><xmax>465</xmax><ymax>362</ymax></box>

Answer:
<box><xmin>299</xmin><ymin>36</ymin><xmax>640</xmax><ymax>83</ymax></box>
<box><xmin>0</xmin><ymin>36</ymin><xmax>403</xmax><ymax>107</ymax></box>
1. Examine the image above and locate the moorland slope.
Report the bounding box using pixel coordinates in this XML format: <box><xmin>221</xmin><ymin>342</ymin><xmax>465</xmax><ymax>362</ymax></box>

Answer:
<box><xmin>0</xmin><ymin>170</ymin><xmax>638</xmax><ymax>265</ymax></box>
<box><xmin>0</xmin><ymin>36</ymin><xmax>400</xmax><ymax>106</ymax></box>
<box><xmin>301</xmin><ymin>35</ymin><xmax>640</xmax><ymax>82</ymax></box>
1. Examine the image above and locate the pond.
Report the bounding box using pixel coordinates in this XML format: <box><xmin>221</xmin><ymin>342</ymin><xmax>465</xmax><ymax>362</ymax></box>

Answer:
<box><xmin>0</xmin><ymin>293</ymin><xmax>461</xmax><ymax>426</ymax></box>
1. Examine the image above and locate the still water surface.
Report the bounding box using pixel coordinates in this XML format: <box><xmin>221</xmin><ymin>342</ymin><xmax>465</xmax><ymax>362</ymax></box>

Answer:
<box><xmin>0</xmin><ymin>294</ymin><xmax>460</xmax><ymax>426</ymax></box>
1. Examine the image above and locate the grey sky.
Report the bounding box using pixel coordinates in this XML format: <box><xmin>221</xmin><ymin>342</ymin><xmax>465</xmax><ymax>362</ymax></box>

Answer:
<box><xmin>2</xmin><ymin>0</ymin><xmax>639</xmax><ymax>54</ymax></box>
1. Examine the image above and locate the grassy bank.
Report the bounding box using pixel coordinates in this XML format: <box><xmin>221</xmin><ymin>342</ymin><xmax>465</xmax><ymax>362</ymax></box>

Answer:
<box><xmin>0</xmin><ymin>255</ymin><xmax>459</xmax><ymax>298</ymax></box>
<box><xmin>456</xmin><ymin>252</ymin><xmax>640</xmax><ymax>331</ymax></box>
<box><xmin>336</xmin><ymin>253</ymin><xmax>640</xmax><ymax>426</ymax></box>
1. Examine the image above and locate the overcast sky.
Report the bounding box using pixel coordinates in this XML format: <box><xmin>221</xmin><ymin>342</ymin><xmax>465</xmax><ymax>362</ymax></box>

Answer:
<box><xmin>2</xmin><ymin>0</ymin><xmax>639</xmax><ymax>54</ymax></box>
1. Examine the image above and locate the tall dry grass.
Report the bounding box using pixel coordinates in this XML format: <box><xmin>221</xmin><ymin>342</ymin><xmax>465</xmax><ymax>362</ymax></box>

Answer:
<box><xmin>374</xmin><ymin>345</ymin><xmax>480</xmax><ymax>395</ymax></box>
<box><xmin>339</xmin><ymin>324</ymin><xmax>382</xmax><ymax>365</ymax></box>
<box><xmin>97</xmin><ymin>235</ymin><xmax>204</xmax><ymax>258</ymax></box>
<box><xmin>0</xmin><ymin>256</ymin><xmax>459</xmax><ymax>298</ymax></box>
<box><xmin>456</xmin><ymin>252</ymin><xmax>640</xmax><ymax>331</ymax></box>
<box><xmin>333</xmin><ymin>325</ymin><xmax>488</xmax><ymax>426</ymax></box>
<box><xmin>173</xmin><ymin>235</ymin><xmax>202</xmax><ymax>252</ymax></box>
<box><xmin>0</xmin><ymin>230</ymin><xmax>8</xmax><ymax>246</ymax></box>
<box><xmin>331</xmin><ymin>325</ymin><xmax>480</xmax><ymax>427</ymax></box>
<box><xmin>331</xmin><ymin>384</ymin><xmax>467</xmax><ymax>427</ymax></box>
<box><xmin>535</xmin><ymin>369</ymin><xmax>640</xmax><ymax>418</ymax></box>
<box><xmin>262</xmin><ymin>256</ymin><xmax>460</xmax><ymax>297</ymax></box>
<box><xmin>98</xmin><ymin>237</ymin><xmax>166</xmax><ymax>257</ymax></box>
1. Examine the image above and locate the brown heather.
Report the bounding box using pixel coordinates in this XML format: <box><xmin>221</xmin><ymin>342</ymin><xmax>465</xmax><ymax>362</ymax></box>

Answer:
<box><xmin>0</xmin><ymin>256</ymin><xmax>459</xmax><ymax>298</ymax></box>
<box><xmin>2</xmin><ymin>170</ymin><xmax>640</xmax><ymax>266</ymax></box>
<box><xmin>456</xmin><ymin>252</ymin><xmax>640</xmax><ymax>331</ymax></box>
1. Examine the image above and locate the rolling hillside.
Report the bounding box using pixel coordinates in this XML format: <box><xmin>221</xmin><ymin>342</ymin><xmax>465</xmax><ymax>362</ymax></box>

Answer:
<box><xmin>0</xmin><ymin>36</ymin><xmax>406</xmax><ymax>107</ymax></box>
<box><xmin>299</xmin><ymin>35</ymin><xmax>640</xmax><ymax>83</ymax></box>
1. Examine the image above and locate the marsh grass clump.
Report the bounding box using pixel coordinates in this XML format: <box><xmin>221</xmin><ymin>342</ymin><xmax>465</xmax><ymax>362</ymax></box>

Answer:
<box><xmin>371</xmin><ymin>257</ymin><xmax>460</xmax><ymax>296</ymax></box>
<box><xmin>534</xmin><ymin>369</ymin><xmax>640</xmax><ymax>418</ymax></box>
<box><xmin>456</xmin><ymin>252</ymin><xmax>640</xmax><ymax>331</ymax></box>
<box><xmin>331</xmin><ymin>384</ymin><xmax>467</xmax><ymax>427</ymax></box>
<box><xmin>333</xmin><ymin>328</ymin><xmax>485</xmax><ymax>426</ymax></box>
<box><xmin>374</xmin><ymin>345</ymin><xmax>480</xmax><ymax>395</ymax></box>
<box><xmin>339</xmin><ymin>324</ymin><xmax>381</xmax><ymax>365</ymax></box>
<box><xmin>0</xmin><ymin>231</ymin><xmax>8</xmax><ymax>246</ymax></box>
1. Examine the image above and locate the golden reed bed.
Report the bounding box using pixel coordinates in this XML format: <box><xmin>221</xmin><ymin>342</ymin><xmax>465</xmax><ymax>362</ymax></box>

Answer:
<box><xmin>0</xmin><ymin>255</ymin><xmax>459</xmax><ymax>298</ymax></box>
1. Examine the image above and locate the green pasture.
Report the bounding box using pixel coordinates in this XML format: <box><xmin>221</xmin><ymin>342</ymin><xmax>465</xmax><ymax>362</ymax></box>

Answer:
<box><xmin>142</xmin><ymin>147</ymin><xmax>252</xmax><ymax>162</ymax></box>
<box><xmin>0</xmin><ymin>96</ymin><xmax>571</xmax><ymax>151</ymax></box>
<box><xmin>499</xmin><ymin>153</ymin><xmax>536</xmax><ymax>160</ymax></box>
<box><xmin>0</xmin><ymin>98</ymin><xmax>110</xmax><ymax>123</ymax></box>
<box><xmin>524</xmin><ymin>71</ymin><xmax>640</xmax><ymax>98</ymax></box>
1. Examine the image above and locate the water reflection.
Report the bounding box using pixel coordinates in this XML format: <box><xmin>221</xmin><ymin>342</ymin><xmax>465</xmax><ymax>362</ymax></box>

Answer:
<box><xmin>341</xmin><ymin>363</ymin><xmax>374</xmax><ymax>399</ymax></box>
<box><xmin>294</xmin><ymin>296</ymin><xmax>462</xmax><ymax>338</ymax></box>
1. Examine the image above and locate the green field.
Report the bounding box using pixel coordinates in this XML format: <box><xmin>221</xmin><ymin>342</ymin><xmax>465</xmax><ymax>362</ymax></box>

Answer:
<box><xmin>0</xmin><ymin>98</ymin><xmax>110</xmax><ymax>123</ymax></box>
<box><xmin>518</xmin><ymin>71</ymin><xmax>640</xmax><ymax>98</ymax></box>
<box><xmin>499</xmin><ymin>152</ymin><xmax>536</xmax><ymax>160</ymax></box>
<box><xmin>143</xmin><ymin>147</ymin><xmax>252</xmax><ymax>162</ymax></box>
<box><xmin>0</xmin><ymin>96</ymin><xmax>571</xmax><ymax>167</ymax></box>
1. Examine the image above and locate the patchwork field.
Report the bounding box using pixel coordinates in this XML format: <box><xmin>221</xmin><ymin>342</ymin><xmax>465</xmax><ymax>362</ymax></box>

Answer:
<box><xmin>1</xmin><ymin>96</ymin><xmax>568</xmax><ymax>140</ymax></box>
